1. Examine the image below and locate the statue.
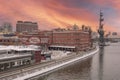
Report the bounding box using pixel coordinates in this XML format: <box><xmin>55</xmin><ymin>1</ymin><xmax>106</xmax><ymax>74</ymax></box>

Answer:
<box><xmin>98</xmin><ymin>29</ymin><xmax>104</xmax><ymax>43</ymax></box>
<box><xmin>98</xmin><ymin>11</ymin><xmax>105</xmax><ymax>46</ymax></box>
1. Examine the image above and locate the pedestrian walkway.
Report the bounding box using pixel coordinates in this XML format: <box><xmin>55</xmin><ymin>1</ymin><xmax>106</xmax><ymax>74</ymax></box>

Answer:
<box><xmin>0</xmin><ymin>47</ymin><xmax>98</xmax><ymax>80</ymax></box>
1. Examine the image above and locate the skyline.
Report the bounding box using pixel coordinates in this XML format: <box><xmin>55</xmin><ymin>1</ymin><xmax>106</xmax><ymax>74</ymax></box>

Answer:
<box><xmin>0</xmin><ymin>0</ymin><xmax>120</xmax><ymax>33</ymax></box>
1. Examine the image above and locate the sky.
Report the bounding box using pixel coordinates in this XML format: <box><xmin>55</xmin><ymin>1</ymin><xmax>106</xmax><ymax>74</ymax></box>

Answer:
<box><xmin>0</xmin><ymin>0</ymin><xmax>120</xmax><ymax>33</ymax></box>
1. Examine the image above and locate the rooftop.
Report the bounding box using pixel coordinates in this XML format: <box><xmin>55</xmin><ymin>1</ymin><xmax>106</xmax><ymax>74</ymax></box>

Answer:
<box><xmin>0</xmin><ymin>45</ymin><xmax>41</xmax><ymax>51</ymax></box>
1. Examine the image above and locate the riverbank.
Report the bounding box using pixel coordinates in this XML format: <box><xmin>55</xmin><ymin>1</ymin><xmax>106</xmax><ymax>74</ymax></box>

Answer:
<box><xmin>15</xmin><ymin>47</ymin><xmax>99</xmax><ymax>80</ymax></box>
<box><xmin>0</xmin><ymin>46</ymin><xmax>99</xmax><ymax>80</ymax></box>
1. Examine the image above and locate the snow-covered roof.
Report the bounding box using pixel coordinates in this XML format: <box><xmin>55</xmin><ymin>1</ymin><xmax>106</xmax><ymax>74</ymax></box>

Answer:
<box><xmin>50</xmin><ymin>45</ymin><xmax>76</xmax><ymax>48</ymax></box>
<box><xmin>28</xmin><ymin>45</ymin><xmax>41</xmax><ymax>49</ymax></box>
<box><xmin>41</xmin><ymin>51</ymin><xmax>52</xmax><ymax>54</ymax></box>
<box><xmin>0</xmin><ymin>54</ymin><xmax>32</xmax><ymax>61</ymax></box>
<box><xmin>0</xmin><ymin>45</ymin><xmax>12</xmax><ymax>51</ymax></box>
<box><xmin>0</xmin><ymin>45</ymin><xmax>40</xmax><ymax>51</ymax></box>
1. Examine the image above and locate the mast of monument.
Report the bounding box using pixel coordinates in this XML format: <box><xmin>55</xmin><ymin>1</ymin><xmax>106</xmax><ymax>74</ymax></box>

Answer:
<box><xmin>98</xmin><ymin>10</ymin><xmax>105</xmax><ymax>46</ymax></box>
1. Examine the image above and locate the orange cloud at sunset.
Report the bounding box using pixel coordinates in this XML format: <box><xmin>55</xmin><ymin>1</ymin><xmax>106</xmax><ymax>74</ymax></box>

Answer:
<box><xmin>0</xmin><ymin>0</ymin><xmax>120</xmax><ymax>33</ymax></box>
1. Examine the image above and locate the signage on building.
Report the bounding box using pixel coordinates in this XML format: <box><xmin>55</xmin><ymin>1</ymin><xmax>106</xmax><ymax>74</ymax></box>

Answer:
<box><xmin>29</xmin><ymin>37</ymin><xmax>40</xmax><ymax>44</ymax></box>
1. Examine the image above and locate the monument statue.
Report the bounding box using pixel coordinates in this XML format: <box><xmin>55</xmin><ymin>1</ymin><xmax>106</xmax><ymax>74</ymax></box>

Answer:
<box><xmin>98</xmin><ymin>11</ymin><xmax>105</xmax><ymax>46</ymax></box>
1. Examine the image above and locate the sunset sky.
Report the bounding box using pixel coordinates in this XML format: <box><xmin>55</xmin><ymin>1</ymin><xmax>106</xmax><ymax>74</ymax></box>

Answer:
<box><xmin>0</xmin><ymin>0</ymin><xmax>120</xmax><ymax>33</ymax></box>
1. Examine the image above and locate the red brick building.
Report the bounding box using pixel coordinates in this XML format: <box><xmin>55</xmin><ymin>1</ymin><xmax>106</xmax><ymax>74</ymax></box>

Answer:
<box><xmin>18</xmin><ymin>27</ymin><xmax>92</xmax><ymax>52</ymax></box>
<box><xmin>49</xmin><ymin>29</ymin><xmax>92</xmax><ymax>51</ymax></box>
<box><xmin>18</xmin><ymin>31</ymin><xmax>52</xmax><ymax>45</ymax></box>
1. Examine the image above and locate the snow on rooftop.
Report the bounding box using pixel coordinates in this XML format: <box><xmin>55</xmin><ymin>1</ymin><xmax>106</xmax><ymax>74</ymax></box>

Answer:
<box><xmin>50</xmin><ymin>45</ymin><xmax>75</xmax><ymax>48</ymax></box>
<box><xmin>0</xmin><ymin>45</ymin><xmax>40</xmax><ymax>51</ymax></box>
<box><xmin>0</xmin><ymin>54</ymin><xmax>32</xmax><ymax>61</ymax></box>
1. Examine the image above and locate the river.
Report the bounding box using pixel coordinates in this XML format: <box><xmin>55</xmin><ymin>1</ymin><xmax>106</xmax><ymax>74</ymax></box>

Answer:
<box><xmin>38</xmin><ymin>42</ymin><xmax>120</xmax><ymax>80</ymax></box>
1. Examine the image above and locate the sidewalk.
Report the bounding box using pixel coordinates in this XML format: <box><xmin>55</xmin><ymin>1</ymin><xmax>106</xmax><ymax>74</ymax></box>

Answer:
<box><xmin>0</xmin><ymin>48</ymin><xmax>97</xmax><ymax>80</ymax></box>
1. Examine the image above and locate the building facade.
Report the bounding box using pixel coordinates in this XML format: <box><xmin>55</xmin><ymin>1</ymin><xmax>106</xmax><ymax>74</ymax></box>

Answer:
<box><xmin>18</xmin><ymin>28</ymin><xmax>92</xmax><ymax>51</ymax></box>
<box><xmin>16</xmin><ymin>21</ymin><xmax>38</xmax><ymax>33</ymax></box>
<box><xmin>18</xmin><ymin>31</ymin><xmax>52</xmax><ymax>45</ymax></box>
<box><xmin>0</xmin><ymin>22</ymin><xmax>13</xmax><ymax>33</ymax></box>
<box><xmin>0</xmin><ymin>33</ymin><xmax>20</xmax><ymax>45</ymax></box>
<box><xmin>49</xmin><ymin>29</ymin><xmax>92</xmax><ymax>51</ymax></box>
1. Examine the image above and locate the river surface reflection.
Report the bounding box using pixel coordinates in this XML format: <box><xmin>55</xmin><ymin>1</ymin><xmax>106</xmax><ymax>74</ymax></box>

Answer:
<box><xmin>38</xmin><ymin>43</ymin><xmax>120</xmax><ymax>80</ymax></box>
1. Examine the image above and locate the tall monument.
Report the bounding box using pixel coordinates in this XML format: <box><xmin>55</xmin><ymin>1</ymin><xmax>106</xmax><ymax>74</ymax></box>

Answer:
<box><xmin>98</xmin><ymin>11</ymin><xmax>105</xmax><ymax>46</ymax></box>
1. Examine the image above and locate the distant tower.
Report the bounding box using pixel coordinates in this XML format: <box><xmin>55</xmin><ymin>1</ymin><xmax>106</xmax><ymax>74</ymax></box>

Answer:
<box><xmin>16</xmin><ymin>21</ymin><xmax>38</xmax><ymax>33</ymax></box>
<box><xmin>2</xmin><ymin>22</ymin><xmax>13</xmax><ymax>33</ymax></box>
<box><xmin>98</xmin><ymin>11</ymin><xmax>105</xmax><ymax>46</ymax></box>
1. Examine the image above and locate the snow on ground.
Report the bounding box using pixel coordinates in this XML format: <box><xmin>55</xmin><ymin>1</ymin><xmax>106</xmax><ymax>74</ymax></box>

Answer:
<box><xmin>51</xmin><ymin>50</ymin><xmax>72</xmax><ymax>59</ymax></box>
<box><xmin>13</xmin><ymin>47</ymin><xmax>99</xmax><ymax>80</ymax></box>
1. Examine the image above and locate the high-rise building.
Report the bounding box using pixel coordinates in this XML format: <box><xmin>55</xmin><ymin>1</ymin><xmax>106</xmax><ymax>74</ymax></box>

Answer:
<box><xmin>16</xmin><ymin>21</ymin><xmax>38</xmax><ymax>33</ymax></box>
